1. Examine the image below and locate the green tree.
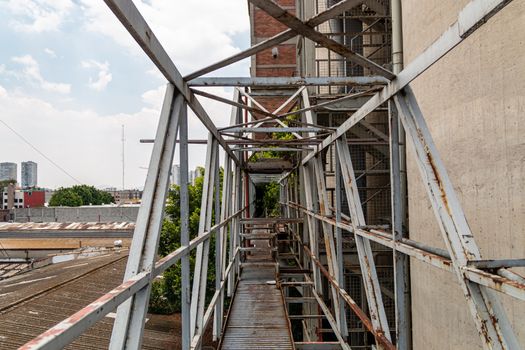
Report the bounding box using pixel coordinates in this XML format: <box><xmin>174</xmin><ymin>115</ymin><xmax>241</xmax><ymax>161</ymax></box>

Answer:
<box><xmin>49</xmin><ymin>188</ymin><xmax>83</xmax><ymax>207</ymax></box>
<box><xmin>0</xmin><ymin>179</ymin><xmax>16</xmax><ymax>191</ymax></box>
<box><xmin>263</xmin><ymin>182</ymin><xmax>280</xmax><ymax>217</ymax></box>
<box><xmin>49</xmin><ymin>185</ymin><xmax>115</xmax><ymax>206</ymax></box>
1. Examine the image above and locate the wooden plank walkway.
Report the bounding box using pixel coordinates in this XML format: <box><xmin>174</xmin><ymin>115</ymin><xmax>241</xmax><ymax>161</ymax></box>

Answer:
<box><xmin>221</xmin><ymin>228</ymin><xmax>293</xmax><ymax>350</ymax></box>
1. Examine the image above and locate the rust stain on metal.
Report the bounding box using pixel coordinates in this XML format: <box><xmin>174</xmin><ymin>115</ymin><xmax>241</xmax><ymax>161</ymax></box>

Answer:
<box><xmin>0</xmin><ymin>222</ymin><xmax>135</xmax><ymax>231</ymax></box>
<box><xmin>425</xmin><ymin>149</ymin><xmax>451</xmax><ymax>216</ymax></box>
<box><xmin>300</xmin><ymin>243</ymin><xmax>395</xmax><ymax>350</ymax></box>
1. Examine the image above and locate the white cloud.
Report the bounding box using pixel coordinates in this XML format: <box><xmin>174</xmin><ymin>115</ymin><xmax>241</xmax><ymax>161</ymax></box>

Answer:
<box><xmin>0</xmin><ymin>84</ymin><xmax>233</xmax><ymax>189</ymax></box>
<box><xmin>79</xmin><ymin>0</ymin><xmax>250</xmax><ymax>75</ymax></box>
<box><xmin>4</xmin><ymin>0</ymin><xmax>74</xmax><ymax>33</ymax></box>
<box><xmin>44</xmin><ymin>48</ymin><xmax>57</xmax><ymax>58</ymax></box>
<box><xmin>12</xmin><ymin>54</ymin><xmax>71</xmax><ymax>94</ymax></box>
<box><xmin>81</xmin><ymin>59</ymin><xmax>112</xmax><ymax>91</ymax></box>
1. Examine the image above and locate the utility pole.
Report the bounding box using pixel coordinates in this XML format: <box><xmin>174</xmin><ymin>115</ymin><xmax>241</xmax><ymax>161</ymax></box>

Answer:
<box><xmin>121</xmin><ymin>124</ymin><xmax>125</xmax><ymax>191</ymax></box>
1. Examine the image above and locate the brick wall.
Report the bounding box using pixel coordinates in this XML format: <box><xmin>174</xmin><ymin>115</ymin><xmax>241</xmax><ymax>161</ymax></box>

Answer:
<box><xmin>250</xmin><ymin>0</ymin><xmax>298</xmax><ymax>120</ymax></box>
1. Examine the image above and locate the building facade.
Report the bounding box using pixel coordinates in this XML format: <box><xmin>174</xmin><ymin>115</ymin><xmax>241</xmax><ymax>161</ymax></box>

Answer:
<box><xmin>21</xmin><ymin>161</ymin><xmax>38</xmax><ymax>188</ymax></box>
<box><xmin>22</xmin><ymin>189</ymin><xmax>45</xmax><ymax>208</ymax></box>
<box><xmin>171</xmin><ymin>164</ymin><xmax>180</xmax><ymax>186</ymax></box>
<box><xmin>2</xmin><ymin>183</ymin><xmax>24</xmax><ymax>209</ymax></box>
<box><xmin>0</xmin><ymin>162</ymin><xmax>17</xmax><ymax>182</ymax></box>
<box><xmin>105</xmin><ymin>188</ymin><xmax>142</xmax><ymax>205</ymax></box>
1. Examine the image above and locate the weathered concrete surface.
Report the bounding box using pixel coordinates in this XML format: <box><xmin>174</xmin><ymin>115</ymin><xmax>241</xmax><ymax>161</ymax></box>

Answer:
<box><xmin>403</xmin><ymin>1</ymin><xmax>525</xmax><ymax>349</ymax></box>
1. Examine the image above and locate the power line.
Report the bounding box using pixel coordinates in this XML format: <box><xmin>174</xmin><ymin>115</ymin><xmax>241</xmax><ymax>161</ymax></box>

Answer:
<box><xmin>0</xmin><ymin>118</ymin><xmax>83</xmax><ymax>185</ymax></box>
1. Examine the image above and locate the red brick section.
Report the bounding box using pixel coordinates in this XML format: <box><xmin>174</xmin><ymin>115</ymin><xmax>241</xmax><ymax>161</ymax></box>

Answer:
<box><xmin>251</xmin><ymin>1</ymin><xmax>297</xmax><ymax>121</ymax></box>
<box><xmin>255</xmin><ymin>44</ymin><xmax>296</xmax><ymax>66</ymax></box>
<box><xmin>253</xmin><ymin>8</ymin><xmax>295</xmax><ymax>37</ymax></box>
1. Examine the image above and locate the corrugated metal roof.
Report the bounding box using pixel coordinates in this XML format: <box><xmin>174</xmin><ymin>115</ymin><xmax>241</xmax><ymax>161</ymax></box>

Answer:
<box><xmin>0</xmin><ymin>253</ymin><xmax>176</xmax><ymax>349</ymax></box>
<box><xmin>0</xmin><ymin>222</ymin><xmax>135</xmax><ymax>231</ymax></box>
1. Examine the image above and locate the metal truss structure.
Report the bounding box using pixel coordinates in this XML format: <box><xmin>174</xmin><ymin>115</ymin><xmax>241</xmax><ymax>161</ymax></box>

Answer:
<box><xmin>18</xmin><ymin>0</ymin><xmax>524</xmax><ymax>350</ymax></box>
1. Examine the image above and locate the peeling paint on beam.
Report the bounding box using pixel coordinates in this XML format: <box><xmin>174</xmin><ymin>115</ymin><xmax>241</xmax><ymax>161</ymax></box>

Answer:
<box><xmin>187</xmin><ymin>76</ymin><xmax>389</xmax><ymax>87</ymax></box>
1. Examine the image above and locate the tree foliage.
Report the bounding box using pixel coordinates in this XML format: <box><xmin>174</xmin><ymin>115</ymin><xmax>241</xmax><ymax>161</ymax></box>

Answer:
<box><xmin>149</xmin><ymin>167</ymin><xmax>221</xmax><ymax>314</ymax></box>
<box><xmin>49</xmin><ymin>185</ymin><xmax>114</xmax><ymax>206</ymax></box>
<box><xmin>262</xmin><ymin>182</ymin><xmax>280</xmax><ymax>217</ymax></box>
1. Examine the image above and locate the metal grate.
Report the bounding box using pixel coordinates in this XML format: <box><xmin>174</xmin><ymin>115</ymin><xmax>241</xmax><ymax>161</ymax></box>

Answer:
<box><xmin>314</xmin><ymin>0</ymin><xmax>392</xmax><ymax>95</ymax></box>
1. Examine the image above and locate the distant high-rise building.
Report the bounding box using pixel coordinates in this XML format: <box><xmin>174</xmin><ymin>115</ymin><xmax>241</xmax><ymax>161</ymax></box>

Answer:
<box><xmin>171</xmin><ymin>164</ymin><xmax>181</xmax><ymax>186</ymax></box>
<box><xmin>21</xmin><ymin>161</ymin><xmax>37</xmax><ymax>188</ymax></box>
<box><xmin>0</xmin><ymin>162</ymin><xmax>17</xmax><ymax>182</ymax></box>
<box><xmin>189</xmin><ymin>170</ymin><xmax>196</xmax><ymax>185</ymax></box>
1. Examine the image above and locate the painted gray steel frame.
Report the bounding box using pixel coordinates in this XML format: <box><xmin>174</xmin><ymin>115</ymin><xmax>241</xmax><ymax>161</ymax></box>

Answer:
<box><xmin>312</xmin><ymin>155</ymin><xmax>343</xmax><ymax>331</ymax></box>
<box><xmin>301</xmin><ymin>0</ymin><xmax>515</xmax><ymax>166</ymax></box>
<box><xmin>214</xmin><ymin>153</ymin><xmax>232</xmax><ymax>340</ymax></box>
<box><xmin>19</xmin><ymin>0</ymin><xmax>524</xmax><ymax>349</ymax></box>
<box><xmin>286</xmin><ymin>201</ymin><xmax>525</xmax><ymax>302</ymax></box>
<box><xmin>179</xmin><ymin>101</ymin><xmax>191</xmax><ymax>349</ymax></box>
<box><xmin>394</xmin><ymin>87</ymin><xmax>519</xmax><ymax>349</ymax></box>
<box><xmin>184</xmin><ymin>0</ymin><xmax>377</xmax><ymax>81</ymax></box>
<box><xmin>336</xmin><ymin>135</ymin><xmax>392</xmax><ymax>343</ymax></box>
<box><xmin>187</xmin><ymin>76</ymin><xmax>389</xmax><ymax>87</ymax></box>
<box><xmin>109</xmin><ymin>86</ymin><xmax>183</xmax><ymax>349</ymax></box>
<box><xmin>334</xmin><ymin>152</ymin><xmax>348</xmax><ymax>338</ymax></box>
<box><xmin>190</xmin><ymin>135</ymin><xmax>219</xmax><ymax>342</ymax></box>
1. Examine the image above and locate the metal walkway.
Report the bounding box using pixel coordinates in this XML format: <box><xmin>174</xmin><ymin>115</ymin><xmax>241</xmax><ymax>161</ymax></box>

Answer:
<box><xmin>220</xmin><ymin>223</ymin><xmax>293</xmax><ymax>350</ymax></box>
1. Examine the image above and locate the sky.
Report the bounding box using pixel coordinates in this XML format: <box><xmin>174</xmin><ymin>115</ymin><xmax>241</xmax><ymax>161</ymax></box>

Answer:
<box><xmin>0</xmin><ymin>0</ymin><xmax>251</xmax><ymax>190</ymax></box>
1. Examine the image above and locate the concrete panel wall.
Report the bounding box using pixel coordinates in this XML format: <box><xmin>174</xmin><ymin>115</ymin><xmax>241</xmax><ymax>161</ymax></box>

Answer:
<box><xmin>402</xmin><ymin>1</ymin><xmax>525</xmax><ymax>348</ymax></box>
<box><xmin>12</xmin><ymin>207</ymin><xmax>139</xmax><ymax>223</ymax></box>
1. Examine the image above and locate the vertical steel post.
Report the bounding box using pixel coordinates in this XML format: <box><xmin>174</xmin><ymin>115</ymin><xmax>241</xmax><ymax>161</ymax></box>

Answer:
<box><xmin>109</xmin><ymin>85</ymin><xmax>183</xmax><ymax>349</ymax></box>
<box><xmin>179</xmin><ymin>101</ymin><xmax>191</xmax><ymax>350</ymax></box>
<box><xmin>212</xmin><ymin>147</ymin><xmax>221</xmax><ymax>341</ymax></box>
<box><xmin>312</xmin><ymin>155</ymin><xmax>342</xmax><ymax>330</ymax></box>
<box><xmin>228</xmin><ymin>163</ymin><xmax>239</xmax><ymax>297</ymax></box>
<box><xmin>227</xmin><ymin>90</ymin><xmax>241</xmax><ymax>297</ymax></box>
<box><xmin>216</xmin><ymin>154</ymin><xmax>231</xmax><ymax>338</ymax></box>
<box><xmin>389</xmin><ymin>102</ymin><xmax>411</xmax><ymax>349</ymax></box>
<box><xmin>301</xmin><ymin>163</ymin><xmax>322</xmax><ymax>292</ymax></box>
<box><xmin>390</xmin><ymin>0</ymin><xmax>411</xmax><ymax>346</ymax></box>
<box><xmin>190</xmin><ymin>134</ymin><xmax>218</xmax><ymax>344</ymax></box>
<box><xmin>334</xmin><ymin>152</ymin><xmax>348</xmax><ymax>338</ymax></box>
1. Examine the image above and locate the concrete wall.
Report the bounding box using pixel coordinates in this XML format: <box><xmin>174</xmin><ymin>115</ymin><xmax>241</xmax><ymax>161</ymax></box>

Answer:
<box><xmin>403</xmin><ymin>1</ymin><xmax>525</xmax><ymax>348</ymax></box>
<box><xmin>12</xmin><ymin>206</ymin><xmax>139</xmax><ymax>223</ymax></box>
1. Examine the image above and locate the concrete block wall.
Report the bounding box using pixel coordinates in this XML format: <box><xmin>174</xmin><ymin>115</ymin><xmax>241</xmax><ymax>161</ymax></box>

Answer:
<box><xmin>403</xmin><ymin>1</ymin><xmax>525</xmax><ymax>348</ymax></box>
